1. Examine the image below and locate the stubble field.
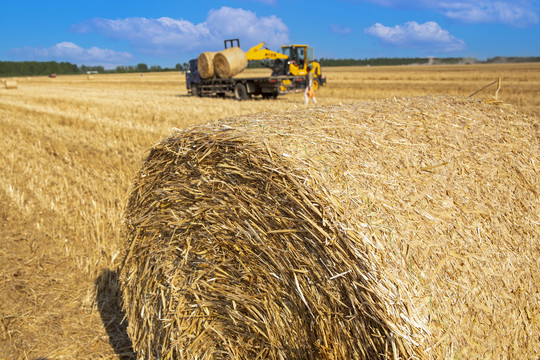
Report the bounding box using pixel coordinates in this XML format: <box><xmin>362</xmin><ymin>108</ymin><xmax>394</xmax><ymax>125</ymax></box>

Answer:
<box><xmin>1</xmin><ymin>63</ymin><xmax>539</xmax><ymax>359</ymax></box>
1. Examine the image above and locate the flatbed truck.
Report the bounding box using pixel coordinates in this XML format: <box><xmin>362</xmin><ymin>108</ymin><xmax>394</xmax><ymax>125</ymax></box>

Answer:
<box><xmin>185</xmin><ymin>58</ymin><xmax>315</xmax><ymax>100</ymax></box>
<box><xmin>185</xmin><ymin>39</ymin><xmax>326</xmax><ymax>100</ymax></box>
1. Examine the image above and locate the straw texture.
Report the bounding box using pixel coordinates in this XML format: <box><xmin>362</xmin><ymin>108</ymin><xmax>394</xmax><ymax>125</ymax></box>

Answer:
<box><xmin>198</xmin><ymin>52</ymin><xmax>217</xmax><ymax>79</ymax></box>
<box><xmin>213</xmin><ymin>47</ymin><xmax>248</xmax><ymax>79</ymax></box>
<box><xmin>120</xmin><ymin>95</ymin><xmax>539</xmax><ymax>359</ymax></box>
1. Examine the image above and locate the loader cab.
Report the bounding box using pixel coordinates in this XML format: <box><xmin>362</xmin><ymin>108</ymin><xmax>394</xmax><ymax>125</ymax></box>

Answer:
<box><xmin>278</xmin><ymin>44</ymin><xmax>326</xmax><ymax>91</ymax></box>
<box><xmin>281</xmin><ymin>45</ymin><xmax>312</xmax><ymax>76</ymax></box>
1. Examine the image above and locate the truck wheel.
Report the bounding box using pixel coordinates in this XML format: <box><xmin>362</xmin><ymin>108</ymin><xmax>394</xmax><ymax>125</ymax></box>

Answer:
<box><xmin>191</xmin><ymin>84</ymin><xmax>200</xmax><ymax>97</ymax></box>
<box><xmin>234</xmin><ymin>83</ymin><xmax>249</xmax><ymax>101</ymax></box>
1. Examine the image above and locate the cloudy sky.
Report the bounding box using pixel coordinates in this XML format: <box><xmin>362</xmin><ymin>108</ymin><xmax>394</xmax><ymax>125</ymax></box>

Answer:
<box><xmin>2</xmin><ymin>0</ymin><xmax>539</xmax><ymax>68</ymax></box>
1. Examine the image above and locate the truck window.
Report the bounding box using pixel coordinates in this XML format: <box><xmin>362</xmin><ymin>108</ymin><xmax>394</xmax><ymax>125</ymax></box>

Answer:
<box><xmin>189</xmin><ymin>60</ymin><xmax>197</xmax><ymax>72</ymax></box>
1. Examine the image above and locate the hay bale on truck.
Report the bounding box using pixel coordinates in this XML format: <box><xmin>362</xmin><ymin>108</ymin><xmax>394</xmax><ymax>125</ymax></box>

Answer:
<box><xmin>197</xmin><ymin>52</ymin><xmax>217</xmax><ymax>79</ymax></box>
<box><xmin>213</xmin><ymin>46</ymin><xmax>248</xmax><ymax>79</ymax></box>
<box><xmin>119</xmin><ymin>95</ymin><xmax>540</xmax><ymax>359</ymax></box>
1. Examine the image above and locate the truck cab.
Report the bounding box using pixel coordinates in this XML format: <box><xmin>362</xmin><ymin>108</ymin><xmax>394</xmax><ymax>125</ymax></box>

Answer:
<box><xmin>185</xmin><ymin>59</ymin><xmax>201</xmax><ymax>96</ymax></box>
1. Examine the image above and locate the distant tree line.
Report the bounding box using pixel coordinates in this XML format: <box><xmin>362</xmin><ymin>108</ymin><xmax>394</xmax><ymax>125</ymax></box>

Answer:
<box><xmin>318</xmin><ymin>57</ymin><xmax>540</xmax><ymax>66</ymax></box>
<box><xmin>0</xmin><ymin>61</ymin><xmax>185</xmax><ymax>76</ymax></box>
<box><xmin>2</xmin><ymin>57</ymin><xmax>539</xmax><ymax>76</ymax></box>
<box><xmin>486</xmin><ymin>56</ymin><xmax>540</xmax><ymax>63</ymax></box>
<box><xmin>319</xmin><ymin>57</ymin><xmax>430</xmax><ymax>66</ymax></box>
<box><xmin>114</xmin><ymin>63</ymin><xmax>185</xmax><ymax>73</ymax></box>
<box><xmin>247</xmin><ymin>56</ymin><xmax>540</xmax><ymax>69</ymax></box>
<box><xmin>0</xmin><ymin>61</ymin><xmax>80</xmax><ymax>76</ymax></box>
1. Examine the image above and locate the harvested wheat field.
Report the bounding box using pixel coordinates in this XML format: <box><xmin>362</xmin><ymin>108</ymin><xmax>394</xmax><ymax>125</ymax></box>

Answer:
<box><xmin>0</xmin><ymin>64</ymin><xmax>539</xmax><ymax>359</ymax></box>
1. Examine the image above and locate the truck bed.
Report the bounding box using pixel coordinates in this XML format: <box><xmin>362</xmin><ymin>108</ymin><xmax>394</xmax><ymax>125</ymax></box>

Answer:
<box><xmin>190</xmin><ymin>75</ymin><xmax>307</xmax><ymax>100</ymax></box>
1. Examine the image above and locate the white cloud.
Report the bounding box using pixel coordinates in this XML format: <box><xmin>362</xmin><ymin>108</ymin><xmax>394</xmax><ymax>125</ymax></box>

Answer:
<box><xmin>440</xmin><ymin>1</ymin><xmax>539</xmax><ymax>26</ymax></box>
<box><xmin>365</xmin><ymin>21</ymin><xmax>466</xmax><ymax>52</ymax></box>
<box><xmin>71</xmin><ymin>6</ymin><xmax>290</xmax><ymax>56</ymax></box>
<box><xmin>330</xmin><ymin>24</ymin><xmax>354</xmax><ymax>35</ymax></box>
<box><xmin>357</xmin><ymin>0</ymin><xmax>539</xmax><ymax>26</ymax></box>
<box><xmin>7</xmin><ymin>42</ymin><xmax>134</xmax><ymax>67</ymax></box>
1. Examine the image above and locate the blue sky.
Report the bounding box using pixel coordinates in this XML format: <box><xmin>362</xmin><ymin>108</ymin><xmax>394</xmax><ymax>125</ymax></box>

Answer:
<box><xmin>2</xmin><ymin>0</ymin><xmax>539</xmax><ymax>68</ymax></box>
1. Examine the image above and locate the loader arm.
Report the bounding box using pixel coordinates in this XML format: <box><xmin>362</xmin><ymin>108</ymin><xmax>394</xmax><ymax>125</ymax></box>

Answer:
<box><xmin>245</xmin><ymin>42</ymin><xmax>289</xmax><ymax>61</ymax></box>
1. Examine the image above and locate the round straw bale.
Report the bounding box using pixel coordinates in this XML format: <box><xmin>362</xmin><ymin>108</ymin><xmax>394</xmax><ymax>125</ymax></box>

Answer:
<box><xmin>120</xmin><ymin>96</ymin><xmax>540</xmax><ymax>359</ymax></box>
<box><xmin>213</xmin><ymin>47</ymin><xmax>248</xmax><ymax>79</ymax></box>
<box><xmin>5</xmin><ymin>80</ymin><xmax>18</xmax><ymax>89</ymax></box>
<box><xmin>197</xmin><ymin>51</ymin><xmax>217</xmax><ymax>79</ymax></box>
<box><xmin>120</xmin><ymin>109</ymin><xmax>428</xmax><ymax>359</ymax></box>
<box><xmin>87</xmin><ymin>75</ymin><xmax>94</xmax><ymax>80</ymax></box>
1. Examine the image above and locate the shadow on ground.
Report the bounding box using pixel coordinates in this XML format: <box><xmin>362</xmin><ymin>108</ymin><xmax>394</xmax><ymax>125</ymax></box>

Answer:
<box><xmin>95</xmin><ymin>269</ymin><xmax>136</xmax><ymax>359</ymax></box>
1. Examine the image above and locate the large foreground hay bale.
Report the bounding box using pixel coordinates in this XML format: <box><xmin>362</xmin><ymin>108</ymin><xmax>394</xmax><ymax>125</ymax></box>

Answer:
<box><xmin>197</xmin><ymin>52</ymin><xmax>217</xmax><ymax>79</ymax></box>
<box><xmin>213</xmin><ymin>47</ymin><xmax>248</xmax><ymax>79</ymax></box>
<box><xmin>120</xmin><ymin>96</ymin><xmax>539</xmax><ymax>359</ymax></box>
<box><xmin>5</xmin><ymin>80</ymin><xmax>18</xmax><ymax>89</ymax></box>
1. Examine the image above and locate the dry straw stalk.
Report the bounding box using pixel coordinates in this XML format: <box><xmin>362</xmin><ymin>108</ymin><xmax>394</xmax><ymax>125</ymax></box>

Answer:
<box><xmin>120</xmin><ymin>95</ymin><xmax>539</xmax><ymax>359</ymax></box>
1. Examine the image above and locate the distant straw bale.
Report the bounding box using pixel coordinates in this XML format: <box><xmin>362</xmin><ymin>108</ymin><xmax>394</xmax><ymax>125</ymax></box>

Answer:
<box><xmin>214</xmin><ymin>47</ymin><xmax>248</xmax><ymax>79</ymax></box>
<box><xmin>87</xmin><ymin>75</ymin><xmax>94</xmax><ymax>80</ymax></box>
<box><xmin>120</xmin><ymin>96</ymin><xmax>540</xmax><ymax>359</ymax></box>
<box><xmin>5</xmin><ymin>80</ymin><xmax>18</xmax><ymax>89</ymax></box>
<box><xmin>198</xmin><ymin>52</ymin><xmax>217</xmax><ymax>79</ymax></box>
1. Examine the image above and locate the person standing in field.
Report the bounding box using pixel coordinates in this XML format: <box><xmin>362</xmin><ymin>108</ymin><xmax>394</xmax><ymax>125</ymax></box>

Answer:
<box><xmin>304</xmin><ymin>65</ymin><xmax>317</xmax><ymax>105</ymax></box>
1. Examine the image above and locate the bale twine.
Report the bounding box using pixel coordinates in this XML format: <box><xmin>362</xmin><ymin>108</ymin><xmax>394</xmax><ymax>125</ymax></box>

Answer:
<box><xmin>197</xmin><ymin>52</ymin><xmax>217</xmax><ymax>79</ymax></box>
<box><xmin>120</xmin><ymin>96</ymin><xmax>539</xmax><ymax>359</ymax></box>
<box><xmin>213</xmin><ymin>47</ymin><xmax>248</xmax><ymax>79</ymax></box>
<box><xmin>5</xmin><ymin>80</ymin><xmax>18</xmax><ymax>89</ymax></box>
